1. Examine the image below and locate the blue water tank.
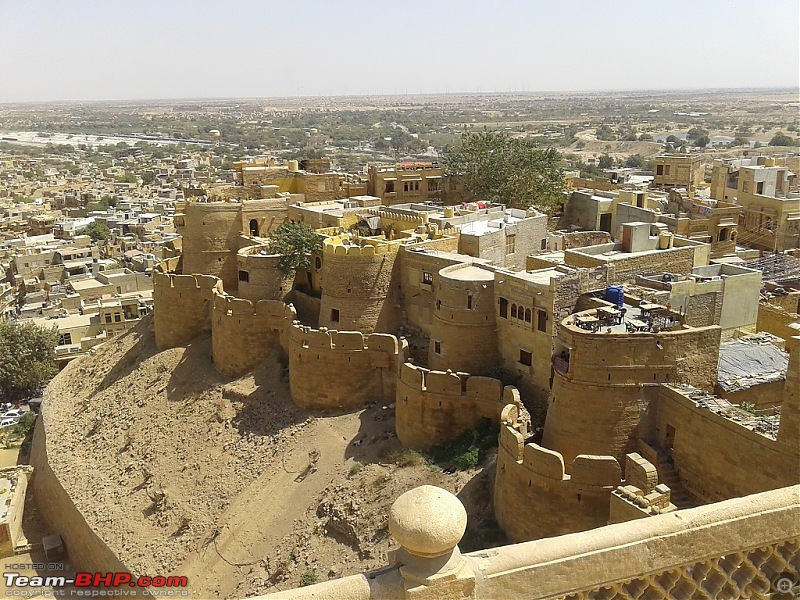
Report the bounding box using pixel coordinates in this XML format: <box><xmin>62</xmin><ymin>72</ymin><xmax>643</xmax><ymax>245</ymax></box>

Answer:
<box><xmin>605</xmin><ymin>285</ymin><xmax>624</xmax><ymax>307</ymax></box>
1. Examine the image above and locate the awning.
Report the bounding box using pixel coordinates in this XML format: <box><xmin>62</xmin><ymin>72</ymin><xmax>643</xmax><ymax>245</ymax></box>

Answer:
<box><xmin>403</xmin><ymin>177</ymin><xmax>423</xmax><ymax>181</ymax></box>
<box><xmin>383</xmin><ymin>177</ymin><xmax>397</xmax><ymax>181</ymax></box>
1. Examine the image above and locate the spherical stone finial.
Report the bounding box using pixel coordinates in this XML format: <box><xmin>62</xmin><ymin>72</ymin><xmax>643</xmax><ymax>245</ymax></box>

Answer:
<box><xmin>388</xmin><ymin>485</ymin><xmax>467</xmax><ymax>558</ymax></box>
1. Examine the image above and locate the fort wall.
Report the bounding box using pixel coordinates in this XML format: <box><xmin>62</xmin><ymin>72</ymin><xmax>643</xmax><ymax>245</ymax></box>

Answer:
<box><xmin>395</xmin><ymin>363</ymin><xmax>518</xmax><ymax>450</ymax></box>
<box><xmin>287</xmin><ymin>323</ymin><xmax>406</xmax><ymax>410</ymax></box>
<box><xmin>543</xmin><ymin>322</ymin><xmax>720</xmax><ymax>466</ymax></box>
<box><xmin>211</xmin><ymin>291</ymin><xmax>296</xmax><ymax>377</ymax></box>
<box><xmin>757</xmin><ymin>302</ymin><xmax>799</xmax><ymax>347</ymax></box>
<box><xmin>494</xmin><ymin>406</ymin><xmax>622</xmax><ymax>541</ymax></box>
<box><xmin>653</xmin><ymin>385</ymin><xmax>799</xmax><ymax>504</ymax></box>
<box><xmin>318</xmin><ymin>241</ymin><xmax>401</xmax><ymax>334</ymax></box>
<box><xmin>30</xmin><ymin>413</ymin><xmax>128</xmax><ymax>573</ymax></box>
<box><xmin>153</xmin><ymin>272</ymin><xmax>222</xmax><ymax>349</ymax></box>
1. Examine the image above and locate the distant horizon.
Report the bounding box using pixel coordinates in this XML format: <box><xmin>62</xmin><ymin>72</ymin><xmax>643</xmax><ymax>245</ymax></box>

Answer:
<box><xmin>1</xmin><ymin>0</ymin><xmax>797</xmax><ymax>104</ymax></box>
<box><xmin>1</xmin><ymin>86</ymin><xmax>798</xmax><ymax>108</ymax></box>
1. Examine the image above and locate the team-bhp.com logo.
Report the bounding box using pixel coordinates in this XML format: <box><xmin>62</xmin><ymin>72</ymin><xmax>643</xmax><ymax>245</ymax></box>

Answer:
<box><xmin>4</xmin><ymin>572</ymin><xmax>188</xmax><ymax>594</ymax></box>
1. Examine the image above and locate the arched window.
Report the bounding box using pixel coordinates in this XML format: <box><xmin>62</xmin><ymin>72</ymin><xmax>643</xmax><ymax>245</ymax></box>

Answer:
<box><xmin>730</xmin><ymin>231</ymin><xmax>737</xmax><ymax>243</ymax></box>
<box><xmin>719</xmin><ymin>227</ymin><xmax>729</xmax><ymax>242</ymax></box>
<box><xmin>249</xmin><ymin>219</ymin><xmax>259</xmax><ymax>237</ymax></box>
<box><xmin>511</xmin><ymin>304</ymin><xmax>518</xmax><ymax>319</ymax></box>
<box><xmin>524</xmin><ymin>308</ymin><xmax>532</xmax><ymax>323</ymax></box>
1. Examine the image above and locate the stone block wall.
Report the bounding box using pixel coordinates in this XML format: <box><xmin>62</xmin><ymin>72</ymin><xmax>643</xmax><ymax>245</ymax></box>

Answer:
<box><xmin>395</xmin><ymin>362</ymin><xmax>519</xmax><ymax>450</ymax></box>
<box><xmin>318</xmin><ymin>242</ymin><xmax>401</xmax><ymax>334</ymax></box>
<box><xmin>757</xmin><ymin>302</ymin><xmax>800</xmax><ymax>347</ymax></box>
<box><xmin>211</xmin><ymin>291</ymin><xmax>296</xmax><ymax>377</ymax></box>
<box><xmin>153</xmin><ymin>272</ymin><xmax>222</xmax><ymax>349</ymax></box>
<box><xmin>287</xmin><ymin>323</ymin><xmax>406</xmax><ymax>410</ymax></box>
<box><xmin>653</xmin><ymin>385</ymin><xmax>799</xmax><ymax>504</ymax></box>
<box><xmin>543</xmin><ymin>322</ymin><xmax>721</xmax><ymax>466</ymax></box>
<box><xmin>494</xmin><ymin>407</ymin><xmax>622</xmax><ymax>542</ymax></box>
<box><xmin>179</xmin><ymin>202</ymin><xmax>244</xmax><ymax>292</ymax></box>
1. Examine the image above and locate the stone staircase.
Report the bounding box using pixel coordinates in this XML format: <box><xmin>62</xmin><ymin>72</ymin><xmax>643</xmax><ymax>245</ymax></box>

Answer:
<box><xmin>653</xmin><ymin>452</ymin><xmax>696</xmax><ymax>509</ymax></box>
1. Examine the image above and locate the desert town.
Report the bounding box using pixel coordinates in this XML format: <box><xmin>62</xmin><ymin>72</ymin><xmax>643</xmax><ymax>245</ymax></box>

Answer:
<box><xmin>0</xmin><ymin>88</ymin><xmax>798</xmax><ymax>599</ymax></box>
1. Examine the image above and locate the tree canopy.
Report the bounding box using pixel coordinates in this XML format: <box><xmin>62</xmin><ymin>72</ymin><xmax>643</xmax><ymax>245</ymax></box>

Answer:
<box><xmin>77</xmin><ymin>221</ymin><xmax>111</xmax><ymax>241</ymax></box>
<box><xmin>270</xmin><ymin>221</ymin><xmax>323</xmax><ymax>274</ymax></box>
<box><xmin>769</xmin><ymin>132</ymin><xmax>798</xmax><ymax>147</ymax></box>
<box><xmin>0</xmin><ymin>322</ymin><xmax>58</xmax><ymax>403</ymax></box>
<box><xmin>443</xmin><ymin>131</ymin><xmax>564</xmax><ymax>213</ymax></box>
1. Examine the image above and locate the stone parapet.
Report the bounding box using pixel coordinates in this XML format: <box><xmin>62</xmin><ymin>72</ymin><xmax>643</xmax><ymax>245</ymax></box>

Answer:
<box><xmin>395</xmin><ymin>362</ymin><xmax>519</xmax><ymax>450</ymax></box>
<box><xmin>287</xmin><ymin>323</ymin><xmax>407</xmax><ymax>410</ymax></box>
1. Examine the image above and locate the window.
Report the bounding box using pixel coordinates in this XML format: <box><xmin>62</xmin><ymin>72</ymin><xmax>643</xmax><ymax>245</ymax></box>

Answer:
<box><xmin>467</xmin><ymin>294</ymin><xmax>473</xmax><ymax>310</ymax></box>
<box><xmin>105</xmin><ymin>314</ymin><xmax>112</xmax><ymax>324</ymax></box>
<box><xmin>524</xmin><ymin>308</ymin><xmax>531</xmax><ymax>323</ymax></box>
<box><xmin>499</xmin><ymin>297</ymin><xmax>508</xmax><ymax>318</ymax></box>
<box><xmin>437</xmin><ymin>300</ymin><xmax>442</xmax><ymax>310</ymax></box>
<box><xmin>541</xmin><ymin>238</ymin><xmax>547</xmax><ymax>250</ymax></box>
<box><xmin>114</xmin><ymin>314</ymin><xmax>122</xmax><ymax>322</ymax></box>
<box><xmin>330</xmin><ymin>309</ymin><xmax>340</xmax><ymax>323</ymax></box>
<box><xmin>385</xmin><ymin>181</ymin><xmax>395</xmax><ymax>193</ymax></box>
<box><xmin>537</xmin><ymin>309</ymin><xmax>547</xmax><ymax>332</ymax></box>
<box><xmin>756</xmin><ymin>181</ymin><xmax>764</xmax><ymax>195</ymax></box>
<box><xmin>422</xmin><ymin>271</ymin><xmax>433</xmax><ymax>285</ymax></box>
<box><xmin>428</xmin><ymin>179</ymin><xmax>440</xmax><ymax>192</ymax></box>
<box><xmin>249</xmin><ymin>219</ymin><xmax>259</xmax><ymax>237</ymax></box>
<box><xmin>506</xmin><ymin>234</ymin><xmax>516</xmax><ymax>255</ymax></box>
<box><xmin>58</xmin><ymin>332</ymin><xmax>72</xmax><ymax>346</ymax></box>
<box><xmin>434</xmin><ymin>340</ymin><xmax>442</xmax><ymax>355</ymax></box>
<box><xmin>403</xmin><ymin>180</ymin><xmax>420</xmax><ymax>193</ymax></box>
<box><xmin>664</xmin><ymin>165</ymin><xmax>671</xmax><ymax>176</ymax></box>
<box><xmin>519</xmin><ymin>349</ymin><xmax>532</xmax><ymax>366</ymax></box>
<box><xmin>656</xmin><ymin>165</ymin><xmax>664</xmax><ymax>176</ymax></box>
<box><xmin>511</xmin><ymin>304</ymin><xmax>518</xmax><ymax>319</ymax></box>
<box><xmin>238</xmin><ymin>270</ymin><xmax>249</xmax><ymax>283</ymax></box>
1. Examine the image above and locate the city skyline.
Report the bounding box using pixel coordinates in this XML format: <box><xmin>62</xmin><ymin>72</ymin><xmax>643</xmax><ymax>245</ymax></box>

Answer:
<box><xmin>1</xmin><ymin>0</ymin><xmax>798</xmax><ymax>103</ymax></box>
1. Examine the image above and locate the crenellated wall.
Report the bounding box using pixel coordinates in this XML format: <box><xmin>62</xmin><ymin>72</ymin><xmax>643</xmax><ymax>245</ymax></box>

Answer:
<box><xmin>153</xmin><ymin>272</ymin><xmax>222</xmax><ymax>349</ymax></box>
<box><xmin>318</xmin><ymin>240</ymin><xmax>401</xmax><ymax>334</ymax></box>
<box><xmin>395</xmin><ymin>363</ymin><xmax>518</xmax><ymax>450</ymax></box>
<box><xmin>428</xmin><ymin>264</ymin><xmax>497</xmax><ymax>374</ymax></box>
<box><xmin>494</xmin><ymin>405</ymin><xmax>622</xmax><ymax>542</ymax></box>
<box><xmin>543</xmin><ymin>320</ymin><xmax>721</xmax><ymax>467</ymax></box>
<box><xmin>211</xmin><ymin>290</ymin><xmax>296</xmax><ymax>376</ymax></box>
<box><xmin>287</xmin><ymin>323</ymin><xmax>407</xmax><ymax>410</ymax></box>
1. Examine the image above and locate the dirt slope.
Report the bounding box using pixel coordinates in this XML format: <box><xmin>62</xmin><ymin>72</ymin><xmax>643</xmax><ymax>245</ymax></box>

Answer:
<box><xmin>44</xmin><ymin>316</ymin><xmax>500</xmax><ymax>598</ymax></box>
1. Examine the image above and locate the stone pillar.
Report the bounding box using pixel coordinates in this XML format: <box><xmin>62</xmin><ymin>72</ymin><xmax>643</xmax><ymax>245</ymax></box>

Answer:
<box><xmin>388</xmin><ymin>486</ymin><xmax>475</xmax><ymax>599</ymax></box>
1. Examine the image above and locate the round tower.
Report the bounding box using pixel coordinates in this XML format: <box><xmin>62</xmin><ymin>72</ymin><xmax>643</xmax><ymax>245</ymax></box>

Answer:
<box><xmin>236</xmin><ymin>245</ymin><xmax>293</xmax><ymax>302</ymax></box>
<box><xmin>428</xmin><ymin>264</ymin><xmax>497</xmax><ymax>374</ymax></box>
<box><xmin>542</xmin><ymin>309</ymin><xmax>720</xmax><ymax>468</ymax></box>
<box><xmin>318</xmin><ymin>239</ymin><xmax>399</xmax><ymax>334</ymax></box>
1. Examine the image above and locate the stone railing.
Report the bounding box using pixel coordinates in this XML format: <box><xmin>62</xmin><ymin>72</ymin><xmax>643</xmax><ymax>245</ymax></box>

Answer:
<box><xmin>253</xmin><ymin>484</ymin><xmax>800</xmax><ymax>600</ymax></box>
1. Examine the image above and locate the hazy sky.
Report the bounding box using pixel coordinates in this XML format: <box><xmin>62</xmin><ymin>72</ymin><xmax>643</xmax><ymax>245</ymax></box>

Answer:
<box><xmin>1</xmin><ymin>0</ymin><xmax>798</xmax><ymax>103</ymax></box>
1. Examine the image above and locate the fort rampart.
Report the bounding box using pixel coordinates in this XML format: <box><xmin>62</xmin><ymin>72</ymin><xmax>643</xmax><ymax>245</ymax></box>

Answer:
<box><xmin>543</xmin><ymin>320</ymin><xmax>720</xmax><ymax>466</ymax></box>
<box><xmin>153</xmin><ymin>272</ymin><xmax>222</xmax><ymax>349</ymax></box>
<box><xmin>30</xmin><ymin>406</ymin><xmax>128</xmax><ymax>573</ymax></box>
<box><xmin>211</xmin><ymin>290</ymin><xmax>296</xmax><ymax>377</ymax></box>
<box><xmin>318</xmin><ymin>240</ymin><xmax>401</xmax><ymax>334</ymax></box>
<box><xmin>287</xmin><ymin>323</ymin><xmax>406</xmax><ymax>410</ymax></box>
<box><xmin>236</xmin><ymin>245</ymin><xmax>293</xmax><ymax>302</ymax></box>
<box><xmin>494</xmin><ymin>405</ymin><xmax>622</xmax><ymax>541</ymax></box>
<box><xmin>395</xmin><ymin>362</ymin><xmax>518</xmax><ymax>450</ymax></box>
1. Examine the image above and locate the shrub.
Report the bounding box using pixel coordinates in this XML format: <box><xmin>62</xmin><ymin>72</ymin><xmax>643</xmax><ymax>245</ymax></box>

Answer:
<box><xmin>299</xmin><ymin>570</ymin><xmax>318</xmax><ymax>587</ymax></box>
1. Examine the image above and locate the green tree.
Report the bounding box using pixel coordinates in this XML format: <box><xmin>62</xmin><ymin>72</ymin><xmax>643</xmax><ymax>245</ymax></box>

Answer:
<box><xmin>77</xmin><ymin>221</ymin><xmax>111</xmax><ymax>241</ymax></box>
<box><xmin>687</xmin><ymin>127</ymin><xmax>709</xmax><ymax>141</ymax></box>
<box><xmin>269</xmin><ymin>222</ymin><xmax>323</xmax><ymax>274</ymax></box>
<box><xmin>625</xmin><ymin>154</ymin><xmax>646</xmax><ymax>168</ymax></box>
<box><xmin>116</xmin><ymin>172</ymin><xmax>138</xmax><ymax>184</ymax></box>
<box><xmin>769</xmin><ymin>132</ymin><xmax>798</xmax><ymax>147</ymax></box>
<box><xmin>443</xmin><ymin>131</ymin><xmax>564</xmax><ymax>212</ymax></box>
<box><xmin>694</xmin><ymin>134</ymin><xmax>710</xmax><ymax>148</ymax></box>
<box><xmin>0</xmin><ymin>322</ymin><xmax>58</xmax><ymax>403</ymax></box>
<box><xmin>598</xmin><ymin>154</ymin><xmax>614</xmax><ymax>170</ymax></box>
